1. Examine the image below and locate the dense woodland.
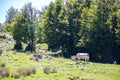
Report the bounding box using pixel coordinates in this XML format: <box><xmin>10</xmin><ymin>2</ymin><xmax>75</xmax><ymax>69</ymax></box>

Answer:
<box><xmin>0</xmin><ymin>0</ymin><xmax>120</xmax><ymax>63</ymax></box>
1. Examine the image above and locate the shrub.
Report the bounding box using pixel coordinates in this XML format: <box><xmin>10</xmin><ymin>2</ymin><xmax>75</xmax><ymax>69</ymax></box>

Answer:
<box><xmin>29</xmin><ymin>67</ymin><xmax>36</xmax><ymax>74</ymax></box>
<box><xmin>11</xmin><ymin>72</ymin><xmax>21</xmax><ymax>78</ymax></box>
<box><xmin>16</xmin><ymin>68</ymin><xmax>30</xmax><ymax>76</ymax></box>
<box><xmin>25</xmin><ymin>44</ymin><xmax>35</xmax><ymax>52</ymax></box>
<box><xmin>51</xmin><ymin>67</ymin><xmax>57</xmax><ymax>73</ymax></box>
<box><xmin>71</xmin><ymin>56</ymin><xmax>77</xmax><ymax>61</ymax></box>
<box><xmin>43</xmin><ymin>66</ymin><xmax>50</xmax><ymax>74</ymax></box>
<box><xmin>43</xmin><ymin>66</ymin><xmax>57</xmax><ymax>74</ymax></box>
<box><xmin>24</xmin><ymin>68</ymin><xmax>31</xmax><ymax>76</ymax></box>
<box><xmin>0</xmin><ymin>68</ymin><xmax>10</xmax><ymax>77</ymax></box>
<box><xmin>0</xmin><ymin>62</ymin><xmax>5</xmax><ymax>67</ymax></box>
<box><xmin>14</xmin><ymin>42</ymin><xmax>22</xmax><ymax>50</ymax></box>
<box><xmin>0</xmin><ymin>34</ymin><xmax>6</xmax><ymax>39</ymax></box>
<box><xmin>12</xmin><ymin>67</ymin><xmax>36</xmax><ymax>78</ymax></box>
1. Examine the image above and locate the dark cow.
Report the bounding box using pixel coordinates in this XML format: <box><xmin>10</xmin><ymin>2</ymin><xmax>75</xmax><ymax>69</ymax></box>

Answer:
<box><xmin>33</xmin><ymin>53</ymin><xmax>42</xmax><ymax>59</ymax></box>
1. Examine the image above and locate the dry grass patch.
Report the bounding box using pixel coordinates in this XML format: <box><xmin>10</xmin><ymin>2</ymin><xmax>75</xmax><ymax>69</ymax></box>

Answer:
<box><xmin>0</xmin><ymin>68</ymin><xmax>10</xmax><ymax>78</ymax></box>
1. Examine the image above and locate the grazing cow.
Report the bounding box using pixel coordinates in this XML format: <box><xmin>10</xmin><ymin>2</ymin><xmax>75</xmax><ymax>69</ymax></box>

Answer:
<box><xmin>33</xmin><ymin>53</ymin><xmax>42</xmax><ymax>59</ymax></box>
<box><xmin>76</xmin><ymin>53</ymin><xmax>89</xmax><ymax>63</ymax></box>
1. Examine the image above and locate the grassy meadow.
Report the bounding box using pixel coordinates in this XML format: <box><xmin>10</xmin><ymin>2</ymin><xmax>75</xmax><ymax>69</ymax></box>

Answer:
<box><xmin>0</xmin><ymin>35</ymin><xmax>120</xmax><ymax>80</ymax></box>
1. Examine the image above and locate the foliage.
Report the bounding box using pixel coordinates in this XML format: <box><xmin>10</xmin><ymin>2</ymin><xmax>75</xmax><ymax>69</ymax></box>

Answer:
<box><xmin>39</xmin><ymin>0</ymin><xmax>120</xmax><ymax>63</ymax></box>
<box><xmin>5</xmin><ymin>6</ymin><xmax>18</xmax><ymax>32</ymax></box>
<box><xmin>4</xmin><ymin>0</ymin><xmax>120</xmax><ymax>63</ymax></box>
<box><xmin>7</xmin><ymin>3</ymin><xmax>40</xmax><ymax>51</ymax></box>
<box><xmin>0</xmin><ymin>48</ymin><xmax>120</xmax><ymax>80</ymax></box>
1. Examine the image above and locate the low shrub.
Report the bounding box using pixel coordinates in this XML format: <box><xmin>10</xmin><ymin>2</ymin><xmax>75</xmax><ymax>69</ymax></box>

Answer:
<box><xmin>0</xmin><ymin>34</ymin><xmax>6</xmax><ymax>39</ymax></box>
<box><xmin>24</xmin><ymin>68</ymin><xmax>31</xmax><ymax>76</ymax></box>
<box><xmin>43</xmin><ymin>66</ymin><xmax>58</xmax><ymax>74</ymax></box>
<box><xmin>12</xmin><ymin>67</ymin><xmax>36</xmax><ymax>78</ymax></box>
<box><xmin>29</xmin><ymin>67</ymin><xmax>36</xmax><ymax>74</ymax></box>
<box><xmin>11</xmin><ymin>72</ymin><xmax>21</xmax><ymax>78</ymax></box>
<box><xmin>71</xmin><ymin>56</ymin><xmax>77</xmax><ymax>61</ymax></box>
<box><xmin>0</xmin><ymin>62</ymin><xmax>5</xmax><ymax>67</ymax></box>
<box><xmin>0</xmin><ymin>68</ymin><xmax>10</xmax><ymax>78</ymax></box>
<box><xmin>51</xmin><ymin>67</ymin><xmax>57</xmax><ymax>73</ymax></box>
<box><xmin>43</xmin><ymin>66</ymin><xmax>50</xmax><ymax>74</ymax></box>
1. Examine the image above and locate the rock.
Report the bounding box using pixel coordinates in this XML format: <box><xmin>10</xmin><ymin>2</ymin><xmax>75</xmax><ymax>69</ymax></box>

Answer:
<box><xmin>35</xmin><ymin>58</ymin><xmax>39</xmax><ymax>61</ymax></box>
<box><xmin>13</xmin><ymin>64</ymin><xmax>18</xmax><ymax>66</ymax></box>
<box><xmin>6</xmin><ymin>47</ymin><xmax>10</xmax><ymax>51</ymax></box>
<box><xmin>67</xmin><ymin>62</ymin><xmax>73</xmax><ymax>65</ymax></box>
<box><xmin>76</xmin><ymin>61</ymin><xmax>80</xmax><ymax>65</ymax></box>
<box><xmin>44</xmin><ymin>55</ymin><xmax>52</xmax><ymax>60</ymax></box>
<box><xmin>93</xmin><ymin>69</ymin><xmax>97</xmax><ymax>73</ymax></box>
<box><xmin>6</xmin><ymin>54</ymin><xmax>9</xmax><ymax>57</ymax></box>
<box><xmin>80</xmin><ymin>67</ymin><xmax>84</xmax><ymax>70</ymax></box>
<box><xmin>29</xmin><ymin>57</ymin><xmax>36</xmax><ymax>60</ymax></box>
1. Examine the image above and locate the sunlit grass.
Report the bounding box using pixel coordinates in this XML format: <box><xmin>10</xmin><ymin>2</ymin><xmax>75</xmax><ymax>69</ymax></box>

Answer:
<box><xmin>0</xmin><ymin>50</ymin><xmax>120</xmax><ymax>80</ymax></box>
<box><xmin>0</xmin><ymin>40</ymin><xmax>120</xmax><ymax>80</ymax></box>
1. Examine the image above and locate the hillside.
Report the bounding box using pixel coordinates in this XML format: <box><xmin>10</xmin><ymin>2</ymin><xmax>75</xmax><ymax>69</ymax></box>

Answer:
<box><xmin>0</xmin><ymin>36</ymin><xmax>120</xmax><ymax>80</ymax></box>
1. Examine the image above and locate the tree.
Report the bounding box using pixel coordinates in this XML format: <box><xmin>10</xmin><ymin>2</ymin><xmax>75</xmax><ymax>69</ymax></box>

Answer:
<box><xmin>64</xmin><ymin>0</ymin><xmax>84</xmax><ymax>57</ymax></box>
<box><xmin>78</xmin><ymin>0</ymin><xmax>120</xmax><ymax>63</ymax></box>
<box><xmin>13</xmin><ymin>3</ymin><xmax>39</xmax><ymax>52</ymax></box>
<box><xmin>40</xmin><ymin>0</ymin><xmax>84</xmax><ymax>57</ymax></box>
<box><xmin>5</xmin><ymin>6</ymin><xmax>18</xmax><ymax>32</ymax></box>
<box><xmin>13</xmin><ymin>12</ymin><xmax>23</xmax><ymax>50</ymax></box>
<box><xmin>43</xmin><ymin>1</ymin><xmax>63</xmax><ymax>50</ymax></box>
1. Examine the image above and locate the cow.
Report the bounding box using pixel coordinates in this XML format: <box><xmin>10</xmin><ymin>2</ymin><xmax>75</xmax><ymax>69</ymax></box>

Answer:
<box><xmin>33</xmin><ymin>53</ymin><xmax>42</xmax><ymax>59</ymax></box>
<box><xmin>76</xmin><ymin>53</ymin><xmax>89</xmax><ymax>64</ymax></box>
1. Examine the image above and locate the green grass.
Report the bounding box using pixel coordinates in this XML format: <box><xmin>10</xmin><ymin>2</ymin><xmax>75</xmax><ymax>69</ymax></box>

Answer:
<box><xmin>0</xmin><ymin>50</ymin><xmax>120</xmax><ymax>80</ymax></box>
<box><xmin>0</xmin><ymin>37</ymin><xmax>120</xmax><ymax>80</ymax></box>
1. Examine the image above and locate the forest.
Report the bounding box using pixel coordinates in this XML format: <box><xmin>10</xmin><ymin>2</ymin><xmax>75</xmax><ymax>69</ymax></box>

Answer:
<box><xmin>0</xmin><ymin>0</ymin><xmax>120</xmax><ymax>64</ymax></box>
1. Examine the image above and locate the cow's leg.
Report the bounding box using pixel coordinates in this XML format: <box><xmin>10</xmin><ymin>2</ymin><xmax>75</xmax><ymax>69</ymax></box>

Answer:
<box><xmin>79</xmin><ymin>58</ymin><xmax>81</xmax><ymax>63</ymax></box>
<box><xmin>84</xmin><ymin>58</ymin><xmax>86</xmax><ymax>66</ymax></box>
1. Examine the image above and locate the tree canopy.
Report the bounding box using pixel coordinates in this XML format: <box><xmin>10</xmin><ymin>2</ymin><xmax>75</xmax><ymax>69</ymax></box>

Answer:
<box><xmin>5</xmin><ymin>0</ymin><xmax>120</xmax><ymax>63</ymax></box>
